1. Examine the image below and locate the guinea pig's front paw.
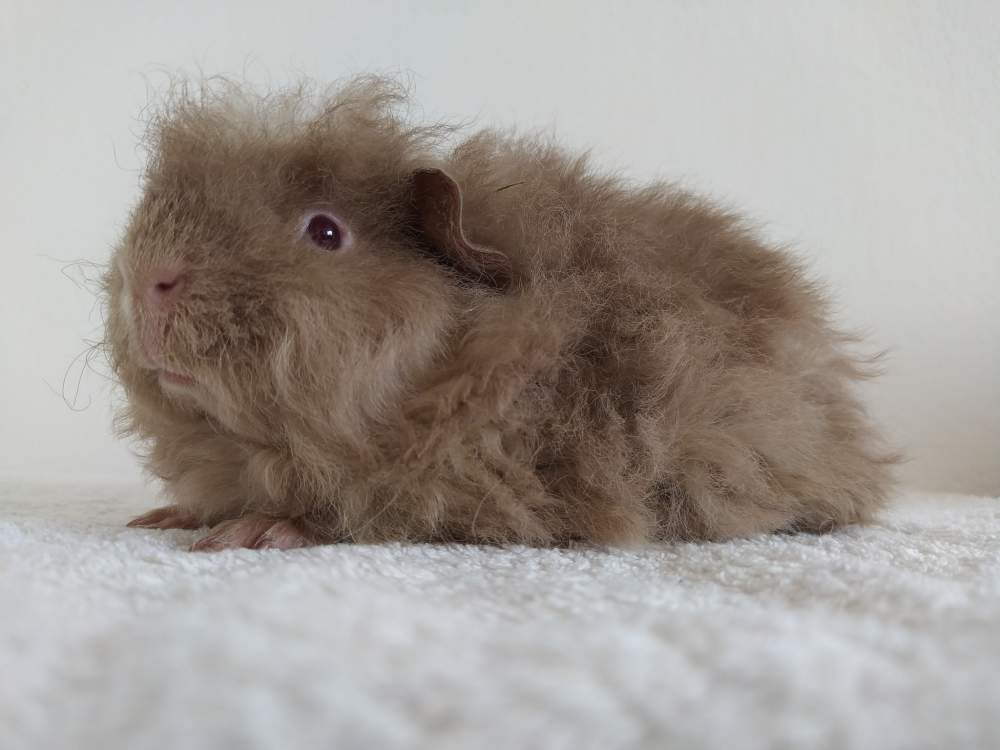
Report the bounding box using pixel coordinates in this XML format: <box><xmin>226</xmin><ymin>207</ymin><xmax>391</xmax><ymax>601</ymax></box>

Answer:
<box><xmin>127</xmin><ymin>504</ymin><xmax>202</xmax><ymax>530</ymax></box>
<box><xmin>189</xmin><ymin>513</ymin><xmax>314</xmax><ymax>552</ymax></box>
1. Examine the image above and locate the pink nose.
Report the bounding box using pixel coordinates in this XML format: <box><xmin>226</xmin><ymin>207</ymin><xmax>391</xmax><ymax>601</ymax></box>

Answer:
<box><xmin>145</xmin><ymin>268</ymin><xmax>186</xmax><ymax>308</ymax></box>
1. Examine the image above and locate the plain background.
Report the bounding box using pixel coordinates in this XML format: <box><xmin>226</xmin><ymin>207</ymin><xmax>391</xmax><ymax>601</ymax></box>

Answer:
<box><xmin>1</xmin><ymin>0</ymin><xmax>997</xmax><ymax>494</ymax></box>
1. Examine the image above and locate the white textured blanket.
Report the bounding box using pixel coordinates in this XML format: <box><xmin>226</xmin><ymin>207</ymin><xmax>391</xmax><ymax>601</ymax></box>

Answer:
<box><xmin>0</xmin><ymin>480</ymin><xmax>997</xmax><ymax>750</ymax></box>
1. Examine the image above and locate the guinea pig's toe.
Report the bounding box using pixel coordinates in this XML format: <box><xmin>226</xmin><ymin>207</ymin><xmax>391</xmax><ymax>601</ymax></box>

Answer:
<box><xmin>190</xmin><ymin>515</ymin><xmax>270</xmax><ymax>552</ymax></box>
<box><xmin>127</xmin><ymin>504</ymin><xmax>201</xmax><ymax>530</ymax></box>
<box><xmin>251</xmin><ymin>519</ymin><xmax>313</xmax><ymax>550</ymax></box>
<box><xmin>190</xmin><ymin>514</ymin><xmax>307</xmax><ymax>552</ymax></box>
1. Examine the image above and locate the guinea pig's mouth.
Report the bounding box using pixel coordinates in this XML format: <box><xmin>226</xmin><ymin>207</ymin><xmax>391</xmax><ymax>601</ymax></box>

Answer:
<box><xmin>157</xmin><ymin>369</ymin><xmax>198</xmax><ymax>391</ymax></box>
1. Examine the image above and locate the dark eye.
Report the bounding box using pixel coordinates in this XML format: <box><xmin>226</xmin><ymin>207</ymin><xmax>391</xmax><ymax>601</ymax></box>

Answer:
<box><xmin>304</xmin><ymin>213</ymin><xmax>343</xmax><ymax>251</ymax></box>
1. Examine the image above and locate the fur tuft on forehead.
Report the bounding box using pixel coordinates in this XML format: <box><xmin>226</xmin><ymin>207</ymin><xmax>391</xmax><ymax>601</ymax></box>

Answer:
<box><xmin>139</xmin><ymin>75</ymin><xmax>455</xmax><ymax>189</ymax></box>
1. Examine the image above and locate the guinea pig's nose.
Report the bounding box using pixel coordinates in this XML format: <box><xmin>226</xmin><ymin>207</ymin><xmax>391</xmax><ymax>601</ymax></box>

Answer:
<box><xmin>145</xmin><ymin>268</ymin><xmax>187</xmax><ymax>309</ymax></box>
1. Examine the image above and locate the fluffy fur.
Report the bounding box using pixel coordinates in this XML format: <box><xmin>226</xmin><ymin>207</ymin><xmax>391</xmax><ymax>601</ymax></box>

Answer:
<box><xmin>104</xmin><ymin>76</ymin><xmax>896</xmax><ymax>549</ymax></box>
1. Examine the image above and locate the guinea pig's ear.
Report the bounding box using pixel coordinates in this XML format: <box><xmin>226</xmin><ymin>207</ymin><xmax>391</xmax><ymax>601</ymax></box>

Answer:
<box><xmin>410</xmin><ymin>169</ymin><xmax>512</xmax><ymax>290</ymax></box>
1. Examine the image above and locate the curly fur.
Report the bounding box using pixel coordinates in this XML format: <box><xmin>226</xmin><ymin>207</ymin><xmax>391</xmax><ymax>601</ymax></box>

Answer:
<box><xmin>104</xmin><ymin>76</ymin><xmax>896</xmax><ymax>546</ymax></box>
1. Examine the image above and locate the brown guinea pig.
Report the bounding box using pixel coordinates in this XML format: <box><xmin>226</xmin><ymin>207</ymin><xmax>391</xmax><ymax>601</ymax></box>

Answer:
<box><xmin>105</xmin><ymin>76</ymin><xmax>895</xmax><ymax>551</ymax></box>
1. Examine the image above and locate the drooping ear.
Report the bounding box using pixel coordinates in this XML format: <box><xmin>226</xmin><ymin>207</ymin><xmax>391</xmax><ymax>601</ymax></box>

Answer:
<box><xmin>409</xmin><ymin>168</ymin><xmax>512</xmax><ymax>290</ymax></box>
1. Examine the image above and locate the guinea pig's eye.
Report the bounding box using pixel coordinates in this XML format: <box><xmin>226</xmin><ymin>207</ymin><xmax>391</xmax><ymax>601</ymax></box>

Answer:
<box><xmin>301</xmin><ymin>212</ymin><xmax>347</xmax><ymax>251</ymax></box>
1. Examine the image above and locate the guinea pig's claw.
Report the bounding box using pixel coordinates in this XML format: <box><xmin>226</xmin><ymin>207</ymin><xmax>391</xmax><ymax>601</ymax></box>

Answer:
<box><xmin>190</xmin><ymin>514</ymin><xmax>313</xmax><ymax>552</ymax></box>
<box><xmin>127</xmin><ymin>504</ymin><xmax>202</xmax><ymax>530</ymax></box>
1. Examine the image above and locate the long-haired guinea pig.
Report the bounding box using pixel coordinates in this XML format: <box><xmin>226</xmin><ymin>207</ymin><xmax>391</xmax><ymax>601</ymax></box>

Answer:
<box><xmin>105</xmin><ymin>76</ymin><xmax>896</xmax><ymax>551</ymax></box>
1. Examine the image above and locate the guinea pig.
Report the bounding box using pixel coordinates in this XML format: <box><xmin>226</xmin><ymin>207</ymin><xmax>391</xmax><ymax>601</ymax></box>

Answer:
<box><xmin>105</xmin><ymin>76</ymin><xmax>896</xmax><ymax>551</ymax></box>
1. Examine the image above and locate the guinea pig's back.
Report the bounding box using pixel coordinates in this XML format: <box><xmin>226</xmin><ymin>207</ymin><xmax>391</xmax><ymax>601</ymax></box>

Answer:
<box><xmin>446</xmin><ymin>131</ymin><xmax>895</xmax><ymax>540</ymax></box>
<box><xmin>449</xmin><ymin>132</ymin><xmax>822</xmax><ymax>325</ymax></box>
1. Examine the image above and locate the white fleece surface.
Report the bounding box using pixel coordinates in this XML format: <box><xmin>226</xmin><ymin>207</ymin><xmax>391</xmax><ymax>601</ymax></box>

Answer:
<box><xmin>0</xmin><ymin>480</ymin><xmax>997</xmax><ymax>750</ymax></box>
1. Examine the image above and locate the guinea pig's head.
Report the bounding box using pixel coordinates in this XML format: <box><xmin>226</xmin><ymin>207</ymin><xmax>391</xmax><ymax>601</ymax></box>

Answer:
<box><xmin>104</xmin><ymin>77</ymin><xmax>510</xmax><ymax>443</ymax></box>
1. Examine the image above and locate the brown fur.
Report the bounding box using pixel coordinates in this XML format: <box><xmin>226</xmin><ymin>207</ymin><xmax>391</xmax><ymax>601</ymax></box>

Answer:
<box><xmin>105</xmin><ymin>76</ymin><xmax>896</xmax><ymax>547</ymax></box>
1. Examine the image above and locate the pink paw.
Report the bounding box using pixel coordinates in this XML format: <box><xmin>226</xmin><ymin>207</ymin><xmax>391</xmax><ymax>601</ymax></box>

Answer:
<box><xmin>127</xmin><ymin>504</ymin><xmax>202</xmax><ymax>530</ymax></box>
<box><xmin>190</xmin><ymin>513</ymin><xmax>314</xmax><ymax>552</ymax></box>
